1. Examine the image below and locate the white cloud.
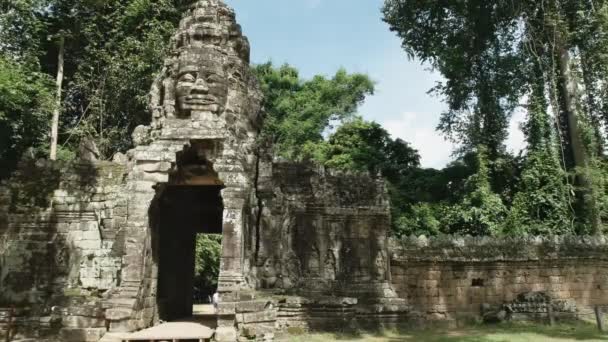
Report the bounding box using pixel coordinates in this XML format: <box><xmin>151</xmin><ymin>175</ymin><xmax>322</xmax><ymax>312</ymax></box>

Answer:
<box><xmin>357</xmin><ymin>38</ymin><xmax>453</xmax><ymax>169</ymax></box>
<box><xmin>379</xmin><ymin>111</ymin><xmax>527</xmax><ymax>169</ymax></box>
<box><xmin>382</xmin><ymin>112</ymin><xmax>456</xmax><ymax>169</ymax></box>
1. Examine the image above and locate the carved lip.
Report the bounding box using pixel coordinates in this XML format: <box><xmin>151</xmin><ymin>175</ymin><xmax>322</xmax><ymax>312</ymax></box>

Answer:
<box><xmin>183</xmin><ymin>95</ymin><xmax>218</xmax><ymax>105</ymax></box>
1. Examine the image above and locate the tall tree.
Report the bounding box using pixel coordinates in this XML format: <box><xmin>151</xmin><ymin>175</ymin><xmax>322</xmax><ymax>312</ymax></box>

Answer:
<box><xmin>1</xmin><ymin>0</ymin><xmax>193</xmax><ymax>159</ymax></box>
<box><xmin>443</xmin><ymin>146</ymin><xmax>507</xmax><ymax>236</ymax></box>
<box><xmin>252</xmin><ymin>63</ymin><xmax>375</xmax><ymax>160</ymax></box>
<box><xmin>383</xmin><ymin>0</ymin><xmax>524</xmax><ymax>159</ymax></box>
<box><xmin>383</xmin><ymin>0</ymin><xmax>607</xmax><ymax>234</ymax></box>
<box><xmin>0</xmin><ymin>0</ymin><xmax>48</xmax><ymax>66</ymax></box>
<box><xmin>527</xmin><ymin>0</ymin><xmax>604</xmax><ymax>233</ymax></box>
<box><xmin>0</xmin><ymin>57</ymin><xmax>54</xmax><ymax>178</ymax></box>
<box><xmin>506</xmin><ymin>59</ymin><xmax>574</xmax><ymax>235</ymax></box>
<box><xmin>49</xmin><ymin>36</ymin><xmax>64</xmax><ymax>160</ymax></box>
<box><xmin>312</xmin><ymin>117</ymin><xmax>420</xmax><ymax>182</ymax></box>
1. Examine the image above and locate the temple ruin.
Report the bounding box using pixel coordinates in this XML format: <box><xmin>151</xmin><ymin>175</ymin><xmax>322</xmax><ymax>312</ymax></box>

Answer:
<box><xmin>0</xmin><ymin>1</ymin><xmax>607</xmax><ymax>341</ymax></box>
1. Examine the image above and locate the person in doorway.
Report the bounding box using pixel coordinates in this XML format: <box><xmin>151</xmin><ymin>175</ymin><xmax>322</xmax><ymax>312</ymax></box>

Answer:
<box><xmin>212</xmin><ymin>291</ymin><xmax>219</xmax><ymax>314</ymax></box>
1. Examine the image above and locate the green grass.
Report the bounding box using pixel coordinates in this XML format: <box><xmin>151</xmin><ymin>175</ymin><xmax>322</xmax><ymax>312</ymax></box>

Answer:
<box><xmin>279</xmin><ymin>322</ymin><xmax>608</xmax><ymax>341</ymax></box>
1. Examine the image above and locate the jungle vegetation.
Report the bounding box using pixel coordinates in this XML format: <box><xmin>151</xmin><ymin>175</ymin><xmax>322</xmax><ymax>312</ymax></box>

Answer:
<box><xmin>1</xmin><ymin>0</ymin><xmax>607</xmax><ymax>242</ymax></box>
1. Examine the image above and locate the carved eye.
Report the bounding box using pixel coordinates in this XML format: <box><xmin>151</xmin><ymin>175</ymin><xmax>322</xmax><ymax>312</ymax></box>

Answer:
<box><xmin>206</xmin><ymin>75</ymin><xmax>220</xmax><ymax>84</ymax></box>
<box><xmin>180</xmin><ymin>73</ymin><xmax>196</xmax><ymax>83</ymax></box>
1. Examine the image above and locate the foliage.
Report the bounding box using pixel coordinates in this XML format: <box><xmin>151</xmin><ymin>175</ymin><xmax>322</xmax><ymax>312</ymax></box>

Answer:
<box><xmin>311</xmin><ymin>117</ymin><xmax>420</xmax><ymax>181</ymax></box>
<box><xmin>194</xmin><ymin>234</ymin><xmax>221</xmax><ymax>301</ymax></box>
<box><xmin>2</xmin><ymin>0</ymin><xmax>608</xmax><ymax>237</ymax></box>
<box><xmin>252</xmin><ymin>63</ymin><xmax>375</xmax><ymax>160</ymax></box>
<box><xmin>60</xmin><ymin>0</ymin><xmax>192</xmax><ymax>156</ymax></box>
<box><xmin>442</xmin><ymin>147</ymin><xmax>507</xmax><ymax>236</ymax></box>
<box><xmin>0</xmin><ymin>0</ymin><xmax>192</xmax><ymax>160</ymax></box>
<box><xmin>587</xmin><ymin>159</ymin><xmax>608</xmax><ymax>232</ymax></box>
<box><xmin>505</xmin><ymin>150</ymin><xmax>575</xmax><ymax>235</ymax></box>
<box><xmin>383</xmin><ymin>0</ymin><xmax>608</xmax><ymax>234</ymax></box>
<box><xmin>0</xmin><ymin>0</ymin><xmax>49</xmax><ymax>66</ymax></box>
<box><xmin>393</xmin><ymin>202</ymin><xmax>442</xmax><ymax>237</ymax></box>
<box><xmin>0</xmin><ymin>57</ymin><xmax>55</xmax><ymax>178</ymax></box>
<box><xmin>504</xmin><ymin>72</ymin><xmax>575</xmax><ymax>236</ymax></box>
<box><xmin>382</xmin><ymin>0</ymin><xmax>524</xmax><ymax>158</ymax></box>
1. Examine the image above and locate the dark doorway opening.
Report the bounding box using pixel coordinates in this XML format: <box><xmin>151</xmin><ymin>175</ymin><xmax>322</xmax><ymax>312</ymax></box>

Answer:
<box><xmin>157</xmin><ymin>185</ymin><xmax>223</xmax><ymax>322</ymax></box>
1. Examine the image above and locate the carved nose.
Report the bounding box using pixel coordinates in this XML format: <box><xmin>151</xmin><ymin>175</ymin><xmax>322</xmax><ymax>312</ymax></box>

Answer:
<box><xmin>191</xmin><ymin>78</ymin><xmax>209</xmax><ymax>93</ymax></box>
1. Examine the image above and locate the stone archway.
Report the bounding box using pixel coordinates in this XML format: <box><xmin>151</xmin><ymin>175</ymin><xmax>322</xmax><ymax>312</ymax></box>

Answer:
<box><xmin>152</xmin><ymin>139</ymin><xmax>236</xmax><ymax>322</ymax></box>
<box><xmin>106</xmin><ymin>136</ymin><xmax>255</xmax><ymax>332</ymax></box>
<box><xmin>154</xmin><ymin>184</ymin><xmax>223</xmax><ymax>321</ymax></box>
<box><xmin>105</xmin><ymin>0</ymin><xmax>262</xmax><ymax>334</ymax></box>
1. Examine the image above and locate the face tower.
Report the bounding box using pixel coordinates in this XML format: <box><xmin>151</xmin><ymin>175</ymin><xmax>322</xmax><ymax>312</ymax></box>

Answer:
<box><xmin>108</xmin><ymin>0</ymin><xmax>263</xmax><ymax>333</ymax></box>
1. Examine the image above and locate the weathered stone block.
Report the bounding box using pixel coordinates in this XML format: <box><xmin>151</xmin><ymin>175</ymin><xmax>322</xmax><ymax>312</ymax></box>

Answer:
<box><xmin>237</xmin><ymin>310</ymin><xmax>276</xmax><ymax>324</ymax></box>
<box><xmin>62</xmin><ymin>315</ymin><xmax>106</xmax><ymax>328</ymax></box>
<box><xmin>217</xmin><ymin>315</ymin><xmax>236</xmax><ymax>328</ymax></box>
<box><xmin>215</xmin><ymin>327</ymin><xmax>237</xmax><ymax>342</ymax></box>
<box><xmin>240</xmin><ymin>322</ymin><xmax>276</xmax><ymax>338</ymax></box>
<box><xmin>105</xmin><ymin>308</ymin><xmax>131</xmax><ymax>321</ymax></box>
<box><xmin>136</xmin><ymin>161</ymin><xmax>172</xmax><ymax>173</ymax></box>
<box><xmin>60</xmin><ymin>328</ymin><xmax>106</xmax><ymax>342</ymax></box>
<box><xmin>141</xmin><ymin>172</ymin><xmax>169</xmax><ymax>183</ymax></box>
<box><xmin>218</xmin><ymin>302</ymin><xmax>236</xmax><ymax>315</ymax></box>
<box><xmin>236</xmin><ymin>300</ymin><xmax>273</xmax><ymax>313</ymax></box>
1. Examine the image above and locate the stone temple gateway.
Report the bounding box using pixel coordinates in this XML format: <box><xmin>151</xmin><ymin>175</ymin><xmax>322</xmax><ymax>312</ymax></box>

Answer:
<box><xmin>0</xmin><ymin>1</ymin><xmax>406</xmax><ymax>340</ymax></box>
<box><xmin>1</xmin><ymin>1</ymin><xmax>608</xmax><ymax>341</ymax></box>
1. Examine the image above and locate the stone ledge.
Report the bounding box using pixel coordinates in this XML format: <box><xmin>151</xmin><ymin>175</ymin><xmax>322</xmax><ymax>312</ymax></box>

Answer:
<box><xmin>391</xmin><ymin>235</ymin><xmax>608</xmax><ymax>262</ymax></box>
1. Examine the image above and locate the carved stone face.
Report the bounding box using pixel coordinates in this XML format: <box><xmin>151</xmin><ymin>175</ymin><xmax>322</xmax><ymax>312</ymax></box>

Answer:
<box><xmin>175</xmin><ymin>57</ymin><xmax>228</xmax><ymax>116</ymax></box>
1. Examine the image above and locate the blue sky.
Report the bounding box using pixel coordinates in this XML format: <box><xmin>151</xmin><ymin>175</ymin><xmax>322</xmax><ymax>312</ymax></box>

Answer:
<box><xmin>224</xmin><ymin>0</ymin><xmax>526</xmax><ymax>168</ymax></box>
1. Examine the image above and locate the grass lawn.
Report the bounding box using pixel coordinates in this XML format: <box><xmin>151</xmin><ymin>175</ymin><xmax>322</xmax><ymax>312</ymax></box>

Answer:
<box><xmin>279</xmin><ymin>322</ymin><xmax>608</xmax><ymax>341</ymax></box>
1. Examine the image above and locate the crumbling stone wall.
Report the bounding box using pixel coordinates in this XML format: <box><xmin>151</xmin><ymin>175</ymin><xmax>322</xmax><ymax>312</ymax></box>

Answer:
<box><xmin>0</xmin><ymin>159</ymin><xmax>127</xmax><ymax>339</ymax></box>
<box><xmin>251</xmin><ymin>162</ymin><xmax>395</xmax><ymax>298</ymax></box>
<box><xmin>5</xmin><ymin>0</ymin><xmax>608</xmax><ymax>340</ymax></box>
<box><xmin>390</xmin><ymin>236</ymin><xmax>608</xmax><ymax>320</ymax></box>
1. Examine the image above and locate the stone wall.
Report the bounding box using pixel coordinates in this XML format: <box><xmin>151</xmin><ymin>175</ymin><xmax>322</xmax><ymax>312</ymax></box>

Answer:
<box><xmin>251</xmin><ymin>162</ymin><xmax>395</xmax><ymax>298</ymax></box>
<box><xmin>4</xmin><ymin>0</ymin><xmax>608</xmax><ymax>340</ymax></box>
<box><xmin>0</xmin><ymin>159</ymin><xmax>127</xmax><ymax>339</ymax></box>
<box><xmin>390</xmin><ymin>236</ymin><xmax>608</xmax><ymax>320</ymax></box>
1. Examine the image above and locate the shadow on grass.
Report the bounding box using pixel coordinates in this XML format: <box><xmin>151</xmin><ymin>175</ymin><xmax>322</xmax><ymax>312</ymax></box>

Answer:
<box><xmin>285</xmin><ymin>321</ymin><xmax>608</xmax><ymax>342</ymax></box>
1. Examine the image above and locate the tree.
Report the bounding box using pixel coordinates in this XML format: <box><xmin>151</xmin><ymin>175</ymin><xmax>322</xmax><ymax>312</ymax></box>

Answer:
<box><xmin>252</xmin><ymin>63</ymin><xmax>375</xmax><ymax>160</ymax></box>
<box><xmin>523</xmin><ymin>0</ymin><xmax>604</xmax><ymax>233</ymax></box>
<box><xmin>382</xmin><ymin>0</ymin><xmax>524</xmax><ymax>159</ymax></box>
<box><xmin>0</xmin><ymin>0</ymin><xmax>48</xmax><ymax>66</ymax></box>
<box><xmin>505</xmin><ymin>61</ymin><xmax>574</xmax><ymax>235</ymax></box>
<box><xmin>393</xmin><ymin>202</ymin><xmax>442</xmax><ymax>237</ymax></box>
<box><xmin>313</xmin><ymin>117</ymin><xmax>420</xmax><ymax>181</ymax></box>
<box><xmin>443</xmin><ymin>147</ymin><xmax>507</xmax><ymax>236</ymax></box>
<box><xmin>383</xmin><ymin>0</ymin><xmax>607</xmax><ymax>234</ymax></box>
<box><xmin>194</xmin><ymin>234</ymin><xmax>221</xmax><ymax>301</ymax></box>
<box><xmin>0</xmin><ymin>57</ymin><xmax>55</xmax><ymax>178</ymax></box>
<box><xmin>49</xmin><ymin>36</ymin><xmax>64</xmax><ymax>160</ymax></box>
<box><xmin>1</xmin><ymin>0</ymin><xmax>192</xmax><ymax>159</ymax></box>
<box><xmin>60</xmin><ymin>0</ymin><xmax>192</xmax><ymax>156</ymax></box>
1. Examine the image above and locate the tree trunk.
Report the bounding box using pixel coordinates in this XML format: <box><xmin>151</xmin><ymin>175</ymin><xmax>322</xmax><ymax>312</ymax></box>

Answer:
<box><xmin>556</xmin><ymin>40</ymin><xmax>602</xmax><ymax>234</ymax></box>
<box><xmin>580</xmin><ymin>51</ymin><xmax>605</xmax><ymax>155</ymax></box>
<box><xmin>50</xmin><ymin>36</ymin><xmax>65</xmax><ymax>161</ymax></box>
